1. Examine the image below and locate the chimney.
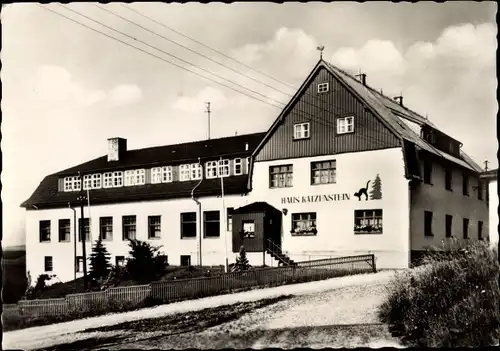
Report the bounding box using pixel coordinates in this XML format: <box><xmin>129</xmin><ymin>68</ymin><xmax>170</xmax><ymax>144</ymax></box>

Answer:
<box><xmin>107</xmin><ymin>137</ymin><xmax>127</xmax><ymax>162</ymax></box>
<box><xmin>355</xmin><ymin>73</ymin><xmax>367</xmax><ymax>86</ymax></box>
<box><xmin>394</xmin><ymin>96</ymin><xmax>403</xmax><ymax>106</ymax></box>
<box><xmin>245</xmin><ymin>142</ymin><xmax>249</xmax><ymax>151</ymax></box>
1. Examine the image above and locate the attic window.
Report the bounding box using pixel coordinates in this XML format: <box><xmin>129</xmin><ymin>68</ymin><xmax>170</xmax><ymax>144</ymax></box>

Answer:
<box><xmin>337</xmin><ymin>116</ymin><xmax>354</xmax><ymax>134</ymax></box>
<box><xmin>293</xmin><ymin>122</ymin><xmax>310</xmax><ymax>140</ymax></box>
<box><xmin>317</xmin><ymin>82</ymin><xmax>329</xmax><ymax>94</ymax></box>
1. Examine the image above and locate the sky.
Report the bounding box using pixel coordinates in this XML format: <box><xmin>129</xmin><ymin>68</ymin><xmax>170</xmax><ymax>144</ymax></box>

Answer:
<box><xmin>1</xmin><ymin>2</ymin><xmax>497</xmax><ymax>247</ymax></box>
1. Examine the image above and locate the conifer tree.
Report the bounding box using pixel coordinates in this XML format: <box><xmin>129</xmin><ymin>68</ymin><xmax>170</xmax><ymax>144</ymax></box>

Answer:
<box><xmin>235</xmin><ymin>245</ymin><xmax>250</xmax><ymax>271</ymax></box>
<box><xmin>370</xmin><ymin>174</ymin><xmax>383</xmax><ymax>200</ymax></box>
<box><xmin>89</xmin><ymin>236</ymin><xmax>112</xmax><ymax>281</ymax></box>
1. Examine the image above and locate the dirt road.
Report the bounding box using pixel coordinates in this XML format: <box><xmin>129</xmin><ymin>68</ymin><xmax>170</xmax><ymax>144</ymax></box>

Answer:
<box><xmin>4</xmin><ymin>270</ymin><xmax>401</xmax><ymax>350</ymax></box>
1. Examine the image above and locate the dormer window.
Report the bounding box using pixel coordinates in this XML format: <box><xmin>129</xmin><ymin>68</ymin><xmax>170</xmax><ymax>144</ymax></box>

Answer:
<box><xmin>112</xmin><ymin>171</ymin><xmax>123</xmax><ymax>187</ymax></box>
<box><xmin>64</xmin><ymin>176</ymin><xmax>81</xmax><ymax>192</ymax></box>
<box><xmin>218</xmin><ymin>159</ymin><xmax>230</xmax><ymax>177</ymax></box>
<box><xmin>179</xmin><ymin>164</ymin><xmax>191</xmax><ymax>181</ymax></box>
<box><xmin>103</xmin><ymin>173</ymin><xmax>113</xmax><ymax>188</ymax></box>
<box><xmin>294</xmin><ymin>122</ymin><xmax>310</xmax><ymax>140</ymax></box>
<box><xmin>191</xmin><ymin>163</ymin><xmax>202</xmax><ymax>180</ymax></box>
<box><xmin>92</xmin><ymin>174</ymin><xmax>102</xmax><ymax>189</ymax></box>
<box><xmin>152</xmin><ymin>166</ymin><xmax>173</xmax><ymax>183</ymax></box>
<box><xmin>206</xmin><ymin>161</ymin><xmax>218</xmax><ymax>179</ymax></box>
<box><xmin>317</xmin><ymin>82</ymin><xmax>329</xmax><ymax>94</ymax></box>
<box><xmin>125</xmin><ymin>170</ymin><xmax>145</xmax><ymax>186</ymax></box>
<box><xmin>234</xmin><ymin>158</ymin><xmax>243</xmax><ymax>175</ymax></box>
<box><xmin>83</xmin><ymin>175</ymin><xmax>92</xmax><ymax>190</ymax></box>
<box><xmin>337</xmin><ymin>116</ymin><xmax>354</xmax><ymax>134</ymax></box>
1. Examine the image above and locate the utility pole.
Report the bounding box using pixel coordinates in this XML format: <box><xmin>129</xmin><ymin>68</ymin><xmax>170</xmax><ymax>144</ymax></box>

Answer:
<box><xmin>205</xmin><ymin>102</ymin><xmax>211</xmax><ymax>140</ymax></box>
<box><xmin>77</xmin><ymin>172</ymin><xmax>88</xmax><ymax>291</ymax></box>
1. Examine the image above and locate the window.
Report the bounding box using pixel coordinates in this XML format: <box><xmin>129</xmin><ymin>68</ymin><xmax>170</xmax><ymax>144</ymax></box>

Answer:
<box><xmin>58</xmin><ymin>219</ymin><xmax>71</xmax><ymax>242</ymax></box>
<box><xmin>135</xmin><ymin>169</ymin><xmax>145</xmax><ymax>185</ymax></box>
<box><xmin>180</xmin><ymin>255</ymin><xmax>191</xmax><ymax>267</ymax></box>
<box><xmin>423</xmin><ymin>160</ymin><xmax>432</xmax><ymax>184</ymax></box>
<box><xmin>463</xmin><ymin>218</ymin><xmax>469</xmax><ymax>239</ymax></box>
<box><xmin>206</xmin><ymin>161</ymin><xmax>218</xmax><ymax>179</ymax></box>
<box><xmin>179</xmin><ymin>164</ymin><xmax>191</xmax><ymax>181</ymax></box>
<box><xmin>291</xmin><ymin>213</ymin><xmax>317</xmax><ymax>236</ymax></box>
<box><xmin>269</xmin><ymin>165</ymin><xmax>293</xmax><ymax>188</ymax></box>
<box><xmin>294</xmin><ymin>122</ymin><xmax>310</xmax><ymax>140</ymax></box>
<box><xmin>115</xmin><ymin>256</ymin><xmax>125</xmax><ymax>267</ymax></box>
<box><xmin>40</xmin><ymin>220</ymin><xmax>51</xmax><ymax>242</ymax></box>
<box><xmin>478</xmin><ymin>221</ymin><xmax>484</xmax><ymax>240</ymax></box>
<box><xmin>445</xmin><ymin>168</ymin><xmax>452</xmax><ymax>191</ymax></box>
<box><xmin>99</xmin><ymin>217</ymin><xmax>113</xmax><ymax>241</ymax></box>
<box><xmin>242</xmin><ymin>220</ymin><xmax>255</xmax><ymax>238</ymax></box>
<box><xmin>124</xmin><ymin>170</ymin><xmax>135</xmax><ymax>186</ymax></box>
<box><xmin>103</xmin><ymin>172</ymin><xmax>113</xmax><ymax>188</ymax></box>
<box><xmin>478</xmin><ymin>181</ymin><xmax>483</xmax><ymax>200</ymax></box>
<box><xmin>76</xmin><ymin>256</ymin><xmax>84</xmax><ymax>273</ymax></box>
<box><xmin>64</xmin><ymin>176</ymin><xmax>81</xmax><ymax>191</ymax></box>
<box><xmin>83</xmin><ymin>175</ymin><xmax>92</xmax><ymax>190</ymax></box>
<box><xmin>151</xmin><ymin>167</ymin><xmax>162</xmax><ymax>183</ymax></box>
<box><xmin>191</xmin><ymin>163</ymin><xmax>203</xmax><ymax>180</ymax></box>
<box><xmin>148</xmin><ymin>216</ymin><xmax>161</xmax><ymax>239</ymax></box>
<box><xmin>44</xmin><ymin>256</ymin><xmax>53</xmax><ymax>272</ymax></box>
<box><xmin>311</xmin><ymin>160</ymin><xmax>336</xmax><ymax>185</ymax></box>
<box><xmin>78</xmin><ymin>218</ymin><xmax>90</xmax><ymax>242</ymax></box>
<box><xmin>462</xmin><ymin>173</ymin><xmax>469</xmax><ymax>196</ymax></box>
<box><xmin>152</xmin><ymin>166</ymin><xmax>173</xmax><ymax>183</ymax></box>
<box><xmin>204</xmin><ymin>211</ymin><xmax>220</xmax><ymax>238</ymax></box>
<box><xmin>113</xmin><ymin>171</ymin><xmax>123</xmax><ymax>187</ymax></box>
<box><xmin>354</xmin><ymin>210</ymin><xmax>382</xmax><ymax>234</ymax></box>
<box><xmin>234</xmin><ymin>158</ymin><xmax>243</xmax><ymax>176</ymax></box>
<box><xmin>162</xmin><ymin>166</ymin><xmax>173</xmax><ymax>182</ymax></box>
<box><xmin>445</xmin><ymin>215</ymin><xmax>453</xmax><ymax>238</ymax></box>
<box><xmin>337</xmin><ymin>116</ymin><xmax>354</xmax><ymax>134</ymax></box>
<box><xmin>181</xmin><ymin>212</ymin><xmax>197</xmax><ymax>238</ymax></box>
<box><xmin>227</xmin><ymin>207</ymin><xmax>234</xmax><ymax>232</ymax></box>
<box><xmin>92</xmin><ymin>174</ymin><xmax>102</xmax><ymax>189</ymax></box>
<box><xmin>424</xmin><ymin>211</ymin><xmax>433</xmax><ymax>236</ymax></box>
<box><xmin>317</xmin><ymin>82</ymin><xmax>329</xmax><ymax>94</ymax></box>
<box><xmin>122</xmin><ymin>215</ymin><xmax>136</xmax><ymax>240</ymax></box>
<box><xmin>218</xmin><ymin>159</ymin><xmax>230</xmax><ymax>177</ymax></box>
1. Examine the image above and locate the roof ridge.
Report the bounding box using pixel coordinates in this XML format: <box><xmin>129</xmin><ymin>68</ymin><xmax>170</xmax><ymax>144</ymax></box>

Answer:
<box><xmin>324</xmin><ymin>61</ymin><xmax>430</xmax><ymax>124</ymax></box>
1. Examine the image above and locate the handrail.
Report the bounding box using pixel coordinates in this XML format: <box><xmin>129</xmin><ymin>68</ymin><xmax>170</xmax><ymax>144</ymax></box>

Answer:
<box><xmin>266</xmin><ymin>239</ymin><xmax>293</xmax><ymax>266</ymax></box>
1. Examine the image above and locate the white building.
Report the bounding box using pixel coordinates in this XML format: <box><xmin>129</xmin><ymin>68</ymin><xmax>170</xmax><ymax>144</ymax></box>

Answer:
<box><xmin>480</xmin><ymin>169</ymin><xmax>498</xmax><ymax>249</ymax></box>
<box><xmin>22</xmin><ymin>59</ymin><xmax>489</xmax><ymax>282</ymax></box>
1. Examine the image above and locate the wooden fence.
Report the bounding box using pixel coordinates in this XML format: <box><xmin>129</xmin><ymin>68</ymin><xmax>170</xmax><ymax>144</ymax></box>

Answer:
<box><xmin>17</xmin><ymin>254</ymin><xmax>376</xmax><ymax>318</ymax></box>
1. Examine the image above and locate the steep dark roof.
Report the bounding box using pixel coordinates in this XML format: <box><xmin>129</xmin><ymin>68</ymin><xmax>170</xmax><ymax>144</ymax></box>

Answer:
<box><xmin>22</xmin><ymin>175</ymin><xmax>250</xmax><ymax>210</ymax></box>
<box><xmin>479</xmin><ymin>168</ymin><xmax>498</xmax><ymax>181</ymax></box>
<box><xmin>56</xmin><ymin>132</ymin><xmax>267</xmax><ymax>176</ymax></box>
<box><xmin>22</xmin><ymin>132</ymin><xmax>266</xmax><ymax>209</ymax></box>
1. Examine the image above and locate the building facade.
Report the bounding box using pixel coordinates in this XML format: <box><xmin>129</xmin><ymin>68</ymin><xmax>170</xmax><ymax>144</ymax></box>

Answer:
<box><xmin>22</xmin><ymin>59</ymin><xmax>489</xmax><ymax>282</ymax></box>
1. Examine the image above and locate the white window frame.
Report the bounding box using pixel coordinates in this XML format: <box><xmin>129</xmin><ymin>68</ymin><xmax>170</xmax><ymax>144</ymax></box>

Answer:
<box><xmin>91</xmin><ymin>174</ymin><xmax>101</xmax><ymax>189</ymax></box>
<box><xmin>206</xmin><ymin>161</ymin><xmax>218</xmax><ymax>179</ymax></box>
<box><xmin>151</xmin><ymin>167</ymin><xmax>162</xmax><ymax>184</ymax></box>
<box><xmin>162</xmin><ymin>166</ymin><xmax>173</xmax><ymax>183</ymax></box>
<box><xmin>112</xmin><ymin>171</ymin><xmax>123</xmax><ymax>187</ymax></box>
<box><xmin>124</xmin><ymin>170</ymin><xmax>135</xmax><ymax>186</ymax></box>
<box><xmin>317</xmin><ymin>82</ymin><xmax>329</xmax><ymax>94</ymax></box>
<box><xmin>135</xmin><ymin>169</ymin><xmax>145</xmax><ymax>185</ymax></box>
<box><xmin>293</xmin><ymin>122</ymin><xmax>310</xmax><ymax>140</ymax></box>
<box><xmin>103</xmin><ymin>173</ymin><xmax>113</xmax><ymax>188</ymax></box>
<box><xmin>234</xmin><ymin>158</ymin><xmax>243</xmax><ymax>176</ymax></box>
<box><xmin>246</xmin><ymin>157</ymin><xmax>250</xmax><ymax>174</ymax></box>
<box><xmin>191</xmin><ymin>163</ymin><xmax>203</xmax><ymax>180</ymax></box>
<box><xmin>179</xmin><ymin>164</ymin><xmax>191</xmax><ymax>181</ymax></box>
<box><xmin>337</xmin><ymin>116</ymin><xmax>355</xmax><ymax>134</ymax></box>
<box><xmin>83</xmin><ymin>175</ymin><xmax>92</xmax><ymax>190</ymax></box>
<box><xmin>64</xmin><ymin>177</ymin><xmax>74</xmax><ymax>191</ymax></box>
<box><xmin>218</xmin><ymin>159</ymin><xmax>230</xmax><ymax>177</ymax></box>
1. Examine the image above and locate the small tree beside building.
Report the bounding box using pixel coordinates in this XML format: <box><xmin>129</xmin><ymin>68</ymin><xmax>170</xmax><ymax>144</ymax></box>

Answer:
<box><xmin>89</xmin><ymin>236</ymin><xmax>112</xmax><ymax>281</ymax></box>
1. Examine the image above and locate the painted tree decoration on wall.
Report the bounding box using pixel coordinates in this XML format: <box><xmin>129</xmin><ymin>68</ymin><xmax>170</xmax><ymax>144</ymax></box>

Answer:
<box><xmin>370</xmin><ymin>174</ymin><xmax>382</xmax><ymax>200</ymax></box>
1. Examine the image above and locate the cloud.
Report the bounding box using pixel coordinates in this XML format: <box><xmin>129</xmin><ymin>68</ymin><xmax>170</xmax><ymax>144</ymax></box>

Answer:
<box><xmin>108</xmin><ymin>84</ymin><xmax>143</xmax><ymax>106</ymax></box>
<box><xmin>328</xmin><ymin>22</ymin><xmax>496</xmax><ymax>165</ymax></box>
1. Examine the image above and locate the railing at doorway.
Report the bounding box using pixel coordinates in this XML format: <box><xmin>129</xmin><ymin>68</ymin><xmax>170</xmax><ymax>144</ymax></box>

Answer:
<box><xmin>265</xmin><ymin>239</ymin><xmax>296</xmax><ymax>266</ymax></box>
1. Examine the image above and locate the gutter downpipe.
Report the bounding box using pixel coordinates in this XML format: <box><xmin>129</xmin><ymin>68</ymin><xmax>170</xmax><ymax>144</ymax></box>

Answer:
<box><xmin>68</xmin><ymin>202</ymin><xmax>77</xmax><ymax>281</ymax></box>
<box><xmin>191</xmin><ymin>157</ymin><xmax>204</xmax><ymax>267</ymax></box>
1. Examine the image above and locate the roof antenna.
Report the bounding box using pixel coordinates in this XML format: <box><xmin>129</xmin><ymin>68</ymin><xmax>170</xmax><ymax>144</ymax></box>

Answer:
<box><xmin>484</xmin><ymin>160</ymin><xmax>489</xmax><ymax>171</ymax></box>
<box><xmin>317</xmin><ymin>45</ymin><xmax>325</xmax><ymax>60</ymax></box>
<box><xmin>235</xmin><ymin>130</ymin><xmax>238</xmax><ymax>136</ymax></box>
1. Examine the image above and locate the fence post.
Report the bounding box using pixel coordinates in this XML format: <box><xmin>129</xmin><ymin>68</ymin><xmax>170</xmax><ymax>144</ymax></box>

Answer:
<box><xmin>371</xmin><ymin>254</ymin><xmax>377</xmax><ymax>273</ymax></box>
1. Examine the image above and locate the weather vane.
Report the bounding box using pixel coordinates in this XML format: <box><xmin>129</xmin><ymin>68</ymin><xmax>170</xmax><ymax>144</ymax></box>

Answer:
<box><xmin>317</xmin><ymin>45</ymin><xmax>325</xmax><ymax>59</ymax></box>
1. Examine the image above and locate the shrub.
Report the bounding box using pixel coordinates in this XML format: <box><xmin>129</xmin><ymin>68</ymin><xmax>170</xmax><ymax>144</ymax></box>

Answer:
<box><xmin>126</xmin><ymin>239</ymin><xmax>166</xmax><ymax>284</ymax></box>
<box><xmin>379</xmin><ymin>240</ymin><xmax>500</xmax><ymax>347</ymax></box>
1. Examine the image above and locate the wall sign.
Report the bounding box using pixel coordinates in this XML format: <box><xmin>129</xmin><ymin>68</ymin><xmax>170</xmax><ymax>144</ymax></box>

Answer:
<box><xmin>281</xmin><ymin>193</ymin><xmax>350</xmax><ymax>204</ymax></box>
<box><xmin>354</xmin><ymin>174</ymin><xmax>383</xmax><ymax>201</ymax></box>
